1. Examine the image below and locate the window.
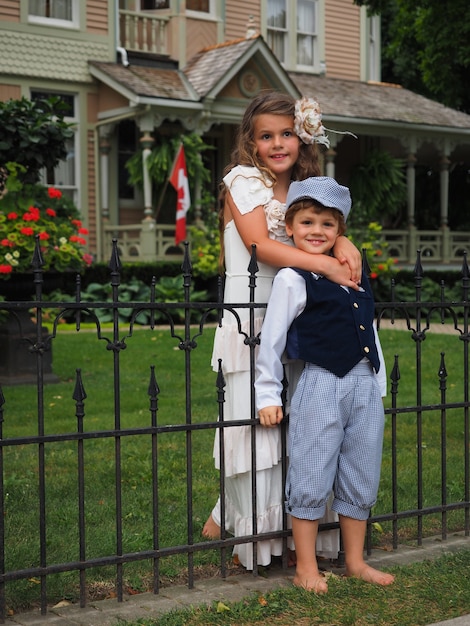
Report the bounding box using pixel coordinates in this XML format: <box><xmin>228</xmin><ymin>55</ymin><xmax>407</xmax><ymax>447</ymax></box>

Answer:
<box><xmin>28</xmin><ymin>0</ymin><xmax>78</xmax><ymax>27</ymax></box>
<box><xmin>267</xmin><ymin>0</ymin><xmax>287</xmax><ymax>63</ymax></box>
<box><xmin>267</xmin><ymin>0</ymin><xmax>320</xmax><ymax>72</ymax></box>
<box><xmin>187</xmin><ymin>0</ymin><xmax>209</xmax><ymax>11</ymax></box>
<box><xmin>30</xmin><ymin>91</ymin><xmax>78</xmax><ymax>205</ymax></box>
<box><xmin>140</xmin><ymin>0</ymin><xmax>170</xmax><ymax>8</ymax></box>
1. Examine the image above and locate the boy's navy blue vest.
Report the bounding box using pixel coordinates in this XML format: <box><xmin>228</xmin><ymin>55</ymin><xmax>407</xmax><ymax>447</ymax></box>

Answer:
<box><xmin>286</xmin><ymin>269</ymin><xmax>380</xmax><ymax>377</ymax></box>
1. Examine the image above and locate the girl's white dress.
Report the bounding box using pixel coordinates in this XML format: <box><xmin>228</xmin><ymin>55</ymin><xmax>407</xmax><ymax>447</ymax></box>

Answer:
<box><xmin>209</xmin><ymin>165</ymin><xmax>338</xmax><ymax>569</ymax></box>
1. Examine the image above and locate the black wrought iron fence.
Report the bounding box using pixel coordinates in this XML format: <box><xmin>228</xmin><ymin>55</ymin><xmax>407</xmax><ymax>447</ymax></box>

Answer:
<box><xmin>0</xmin><ymin>240</ymin><xmax>468</xmax><ymax>621</ymax></box>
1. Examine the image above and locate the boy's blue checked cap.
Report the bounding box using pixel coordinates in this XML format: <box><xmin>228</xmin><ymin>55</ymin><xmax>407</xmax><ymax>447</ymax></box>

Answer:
<box><xmin>286</xmin><ymin>176</ymin><xmax>352</xmax><ymax>221</ymax></box>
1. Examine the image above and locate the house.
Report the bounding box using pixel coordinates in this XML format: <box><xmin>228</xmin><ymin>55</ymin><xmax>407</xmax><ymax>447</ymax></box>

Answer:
<box><xmin>1</xmin><ymin>0</ymin><xmax>470</xmax><ymax>266</ymax></box>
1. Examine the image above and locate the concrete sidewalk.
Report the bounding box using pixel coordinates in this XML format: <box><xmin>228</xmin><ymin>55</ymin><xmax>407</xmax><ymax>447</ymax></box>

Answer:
<box><xmin>4</xmin><ymin>532</ymin><xmax>469</xmax><ymax>626</ymax></box>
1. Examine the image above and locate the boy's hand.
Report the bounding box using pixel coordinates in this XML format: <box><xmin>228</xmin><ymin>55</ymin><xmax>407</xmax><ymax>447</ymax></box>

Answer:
<box><xmin>258</xmin><ymin>406</ymin><xmax>283</xmax><ymax>427</ymax></box>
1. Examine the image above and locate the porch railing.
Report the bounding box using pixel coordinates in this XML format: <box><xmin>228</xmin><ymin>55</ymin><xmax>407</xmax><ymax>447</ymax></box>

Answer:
<box><xmin>0</xmin><ymin>242</ymin><xmax>468</xmax><ymax>620</ymax></box>
<box><xmin>102</xmin><ymin>222</ymin><xmax>470</xmax><ymax>265</ymax></box>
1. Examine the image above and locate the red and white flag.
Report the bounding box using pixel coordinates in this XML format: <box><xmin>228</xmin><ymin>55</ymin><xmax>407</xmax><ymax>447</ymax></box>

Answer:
<box><xmin>169</xmin><ymin>144</ymin><xmax>191</xmax><ymax>245</ymax></box>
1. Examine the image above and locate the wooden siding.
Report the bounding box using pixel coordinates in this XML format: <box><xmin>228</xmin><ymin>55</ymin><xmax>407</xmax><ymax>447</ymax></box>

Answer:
<box><xmin>87</xmin><ymin>0</ymin><xmax>109</xmax><ymax>35</ymax></box>
<box><xmin>0</xmin><ymin>84</ymin><xmax>21</xmax><ymax>102</ymax></box>
<box><xmin>325</xmin><ymin>0</ymin><xmax>361</xmax><ymax>80</ymax></box>
<box><xmin>186</xmin><ymin>19</ymin><xmax>218</xmax><ymax>61</ymax></box>
<box><xmin>0</xmin><ymin>0</ymin><xmax>19</xmax><ymax>22</ymax></box>
<box><xmin>225</xmin><ymin>0</ymin><xmax>261</xmax><ymax>41</ymax></box>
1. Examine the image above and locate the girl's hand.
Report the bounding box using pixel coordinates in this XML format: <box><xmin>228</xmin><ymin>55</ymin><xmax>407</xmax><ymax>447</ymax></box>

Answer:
<box><xmin>333</xmin><ymin>236</ymin><xmax>362</xmax><ymax>284</ymax></box>
<box><xmin>258</xmin><ymin>406</ymin><xmax>283</xmax><ymax>427</ymax></box>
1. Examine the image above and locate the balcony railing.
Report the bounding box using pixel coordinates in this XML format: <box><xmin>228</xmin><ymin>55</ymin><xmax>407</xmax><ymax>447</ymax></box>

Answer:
<box><xmin>119</xmin><ymin>9</ymin><xmax>169</xmax><ymax>56</ymax></box>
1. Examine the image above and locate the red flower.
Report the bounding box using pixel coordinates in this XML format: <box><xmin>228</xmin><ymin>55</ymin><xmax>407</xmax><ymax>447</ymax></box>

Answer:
<box><xmin>370</xmin><ymin>272</ymin><xmax>378</xmax><ymax>279</ymax></box>
<box><xmin>69</xmin><ymin>235</ymin><xmax>86</xmax><ymax>245</ymax></box>
<box><xmin>71</xmin><ymin>219</ymin><xmax>82</xmax><ymax>227</ymax></box>
<box><xmin>7</xmin><ymin>212</ymin><xmax>17</xmax><ymax>220</ymax></box>
<box><xmin>45</xmin><ymin>208</ymin><xmax>56</xmax><ymax>217</ymax></box>
<box><xmin>20</xmin><ymin>226</ymin><xmax>34</xmax><ymax>236</ymax></box>
<box><xmin>78</xmin><ymin>227</ymin><xmax>88</xmax><ymax>235</ymax></box>
<box><xmin>1</xmin><ymin>238</ymin><xmax>13</xmax><ymax>247</ymax></box>
<box><xmin>0</xmin><ymin>265</ymin><xmax>13</xmax><ymax>274</ymax></box>
<box><xmin>39</xmin><ymin>232</ymin><xmax>50</xmax><ymax>240</ymax></box>
<box><xmin>47</xmin><ymin>187</ymin><xmax>62</xmax><ymax>199</ymax></box>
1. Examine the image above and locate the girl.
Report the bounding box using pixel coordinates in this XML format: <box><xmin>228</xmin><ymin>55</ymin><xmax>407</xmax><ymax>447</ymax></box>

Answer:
<box><xmin>202</xmin><ymin>90</ymin><xmax>361</xmax><ymax>569</ymax></box>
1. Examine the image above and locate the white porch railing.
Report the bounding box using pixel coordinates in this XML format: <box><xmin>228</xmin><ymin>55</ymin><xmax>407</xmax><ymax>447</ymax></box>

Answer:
<box><xmin>382</xmin><ymin>228</ymin><xmax>470</xmax><ymax>265</ymax></box>
<box><xmin>102</xmin><ymin>223</ymin><xmax>470</xmax><ymax>266</ymax></box>
<box><xmin>119</xmin><ymin>9</ymin><xmax>169</xmax><ymax>56</ymax></box>
<box><xmin>103</xmin><ymin>222</ymin><xmax>184</xmax><ymax>263</ymax></box>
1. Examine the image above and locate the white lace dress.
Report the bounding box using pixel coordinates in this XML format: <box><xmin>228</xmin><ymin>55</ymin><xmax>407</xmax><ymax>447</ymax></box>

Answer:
<box><xmin>209</xmin><ymin>165</ymin><xmax>338</xmax><ymax>569</ymax></box>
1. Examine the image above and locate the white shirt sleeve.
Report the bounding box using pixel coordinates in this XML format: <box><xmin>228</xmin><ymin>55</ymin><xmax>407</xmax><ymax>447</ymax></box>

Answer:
<box><xmin>255</xmin><ymin>269</ymin><xmax>306</xmax><ymax>411</ymax></box>
<box><xmin>374</xmin><ymin>324</ymin><xmax>387</xmax><ymax>397</ymax></box>
<box><xmin>223</xmin><ymin>165</ymin><xmax>274</xmax><ymax>215</ymax></box>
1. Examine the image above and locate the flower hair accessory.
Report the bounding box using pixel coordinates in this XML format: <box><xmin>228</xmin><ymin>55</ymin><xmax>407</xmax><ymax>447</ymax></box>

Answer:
<box><xmin>294</xmin><ymin>97</ymin><xmax>330</xmax><ymax>148</ymax></box>
<box><xmin>294</xmin><ymin>97</ymin><xmax>358</xmax><ymax>148</ymax></box>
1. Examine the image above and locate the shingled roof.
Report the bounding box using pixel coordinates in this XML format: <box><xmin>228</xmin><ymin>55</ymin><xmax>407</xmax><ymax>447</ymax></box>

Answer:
<box><xmin>89</xmin><ymin>37</ymin><xmax>470</xmax><ymax>137</ymax></box>
<box><xmin>292</xmin><ymin>73</ymin><xmax>470</xmax><ymax>132</ymax></box>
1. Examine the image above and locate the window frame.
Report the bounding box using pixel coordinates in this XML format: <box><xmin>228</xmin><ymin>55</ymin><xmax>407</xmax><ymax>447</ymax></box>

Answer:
<box><xmin>30</xmin><ymin>90</ymin><xmax>80</xmax><ymax>207</ymax></box>
<box><xmin>265</xmin><ymin>0</ymin><xmax>323</xmax><ymax>74</ymax></box>
<box><xmin>28</xmin><ymin>0</ymin><xmax>79</xmax><ymax>29</ymax></box>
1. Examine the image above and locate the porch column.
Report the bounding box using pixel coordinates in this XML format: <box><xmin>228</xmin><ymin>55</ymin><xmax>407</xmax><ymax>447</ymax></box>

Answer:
<box><xmin>98</xmin><ymin>126</ymin><xmax>112</xmax><ymax>222</ymax></box>
<box><xmin>406</xmin><ymin>153</ymin><xmax>417</xmax><ymax>226</ymax></box>
<box><xmin>140</xmin><ymin>131</ymin><xmax>155</xmax><ymax>218</ymax></box>
<box><xmin>440</xmin><ymin>153</ymin><xmax>450</xmax><ymax>262</ymax></box>
<box><xmin>406</xmin><ymin>151</ymin><xmax>417</xmax><ymax>264</ymax></box>
<box><xmin>325</xmin><ymin>136</ymin><xmax>337</xmax><ymax>177</ymax></box>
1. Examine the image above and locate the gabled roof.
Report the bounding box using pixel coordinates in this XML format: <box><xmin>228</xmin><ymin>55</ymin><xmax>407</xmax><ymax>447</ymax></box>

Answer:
<box><xmin>184</xmin><ymin>36</ymin><xmax>299</xmax><ymax>99</ymax></box>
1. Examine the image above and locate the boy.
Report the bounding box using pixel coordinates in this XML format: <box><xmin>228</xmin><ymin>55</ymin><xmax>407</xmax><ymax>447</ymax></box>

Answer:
<box><xmin>255</xmin><ymin>176</ymin><xmax>395</xmax><ymax>593</ymax></box>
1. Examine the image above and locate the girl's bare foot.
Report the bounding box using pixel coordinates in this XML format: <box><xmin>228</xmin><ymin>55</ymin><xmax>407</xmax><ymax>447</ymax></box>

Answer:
<box><xmin>202</xmin><ymin>514</ymin><xmax>220</xmax><ymax>539</ymax></box>
<box><xmin>346</xmin><ymin>564</ymin><xmax>395</xmax><ymax>586</ymax></box>
<box><xmin>293</xmin><ymin>572</ymin><xmax>328</xmax><ymax>594</ymax></box>
<box><xmin>288</xmin><ymin>549</ymin><xmax>297</xmax><ymax>567</ymax></box>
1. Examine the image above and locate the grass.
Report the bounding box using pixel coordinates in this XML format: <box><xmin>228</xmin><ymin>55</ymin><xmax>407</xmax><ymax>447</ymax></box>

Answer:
<box><xmin>0</xmin><ymin>324</ymin><xmax>469</xmax><ymax>615</ymax></box>
<box><xmin>117</xmin><ymin>549</ymin><xmax>470</xmax><ymax>626</ymax></box>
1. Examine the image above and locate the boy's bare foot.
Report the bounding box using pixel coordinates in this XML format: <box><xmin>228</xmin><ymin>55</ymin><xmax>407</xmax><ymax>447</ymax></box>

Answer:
<box><xmin>202</xmin><ymin>514</ymin><xmax>220</xmax><ymax>539</ymax></box>
<box><xmin>293</xmin><ymin>571</ymin><xmax>328</xmax><ymax>594</ymax></box>
<box><xmin>346</xmin><ymin>564</ymin><xmax>395</xmax><ymax>586</ymax></box>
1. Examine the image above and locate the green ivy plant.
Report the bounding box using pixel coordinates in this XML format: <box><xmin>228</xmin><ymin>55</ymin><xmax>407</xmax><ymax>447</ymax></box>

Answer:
<box><xmin>125</xmin><ymin>132</ymin><xmax>215</xmax><ymax>218</ymax></box>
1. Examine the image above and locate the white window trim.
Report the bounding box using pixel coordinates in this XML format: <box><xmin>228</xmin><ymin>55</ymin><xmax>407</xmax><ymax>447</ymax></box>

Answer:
<box><xmin>31</xmin><ymin>90</ymin><xmax>80</xmax><ymax>209</ymax></box>
<box><xmin>264</xmin><ymin>0</ymin><xmax>324</xmax><ymax>74</ymax></box>
<box><xmin>28</xmin><ymin>0</ymin><xmax>79</xmax><ymax>29</ymax></box>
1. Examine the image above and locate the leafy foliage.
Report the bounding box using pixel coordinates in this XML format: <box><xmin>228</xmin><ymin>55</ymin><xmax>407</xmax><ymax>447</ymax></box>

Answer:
<box><xmin>354</xmin><ymin>0</ymin><xmax>470</xmax><ymax>112</ymax></box>
<box><xmin>125</xmin><ymin>132</ymin><xmax>215</xmax><ymax>218</ymax></box>
<box><xmin>0</xmin><ymin>97</ymin><xmax>74</xmax><ymax>183</ymax></box>
<box><xmin>61</xmin><ymin>275</ymin><xmax>209</xmax><ymax>325</ymax></box>
<box><xmin>348</xmin><ymin>149</ymin><xmax>407</xmax><ymax>228</ymax></box>
<box><xmin>0</xmin><ymin>163</ymin><xmax>91</xmax><ymax>278</ymax></box>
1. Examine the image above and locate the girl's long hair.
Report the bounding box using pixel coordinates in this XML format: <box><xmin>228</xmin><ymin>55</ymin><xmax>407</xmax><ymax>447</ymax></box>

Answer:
<box><xmin>217</xmin><ymin>90</ymin><xmax>324</xmax><ymax>271</ymax></box>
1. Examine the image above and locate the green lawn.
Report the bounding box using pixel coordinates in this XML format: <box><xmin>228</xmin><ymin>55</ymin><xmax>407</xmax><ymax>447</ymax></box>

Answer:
<box><xmin>0</xmin><ymin>324</ymin><xmax>468</xmax><ymax>613</ymax></box>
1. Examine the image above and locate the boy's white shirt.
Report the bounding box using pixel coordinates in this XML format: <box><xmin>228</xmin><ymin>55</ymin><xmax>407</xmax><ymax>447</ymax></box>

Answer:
<box><xmin>255</xmin><ymin>268</ymin><xmax>387</xmax><ymax>412</ymax></box>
